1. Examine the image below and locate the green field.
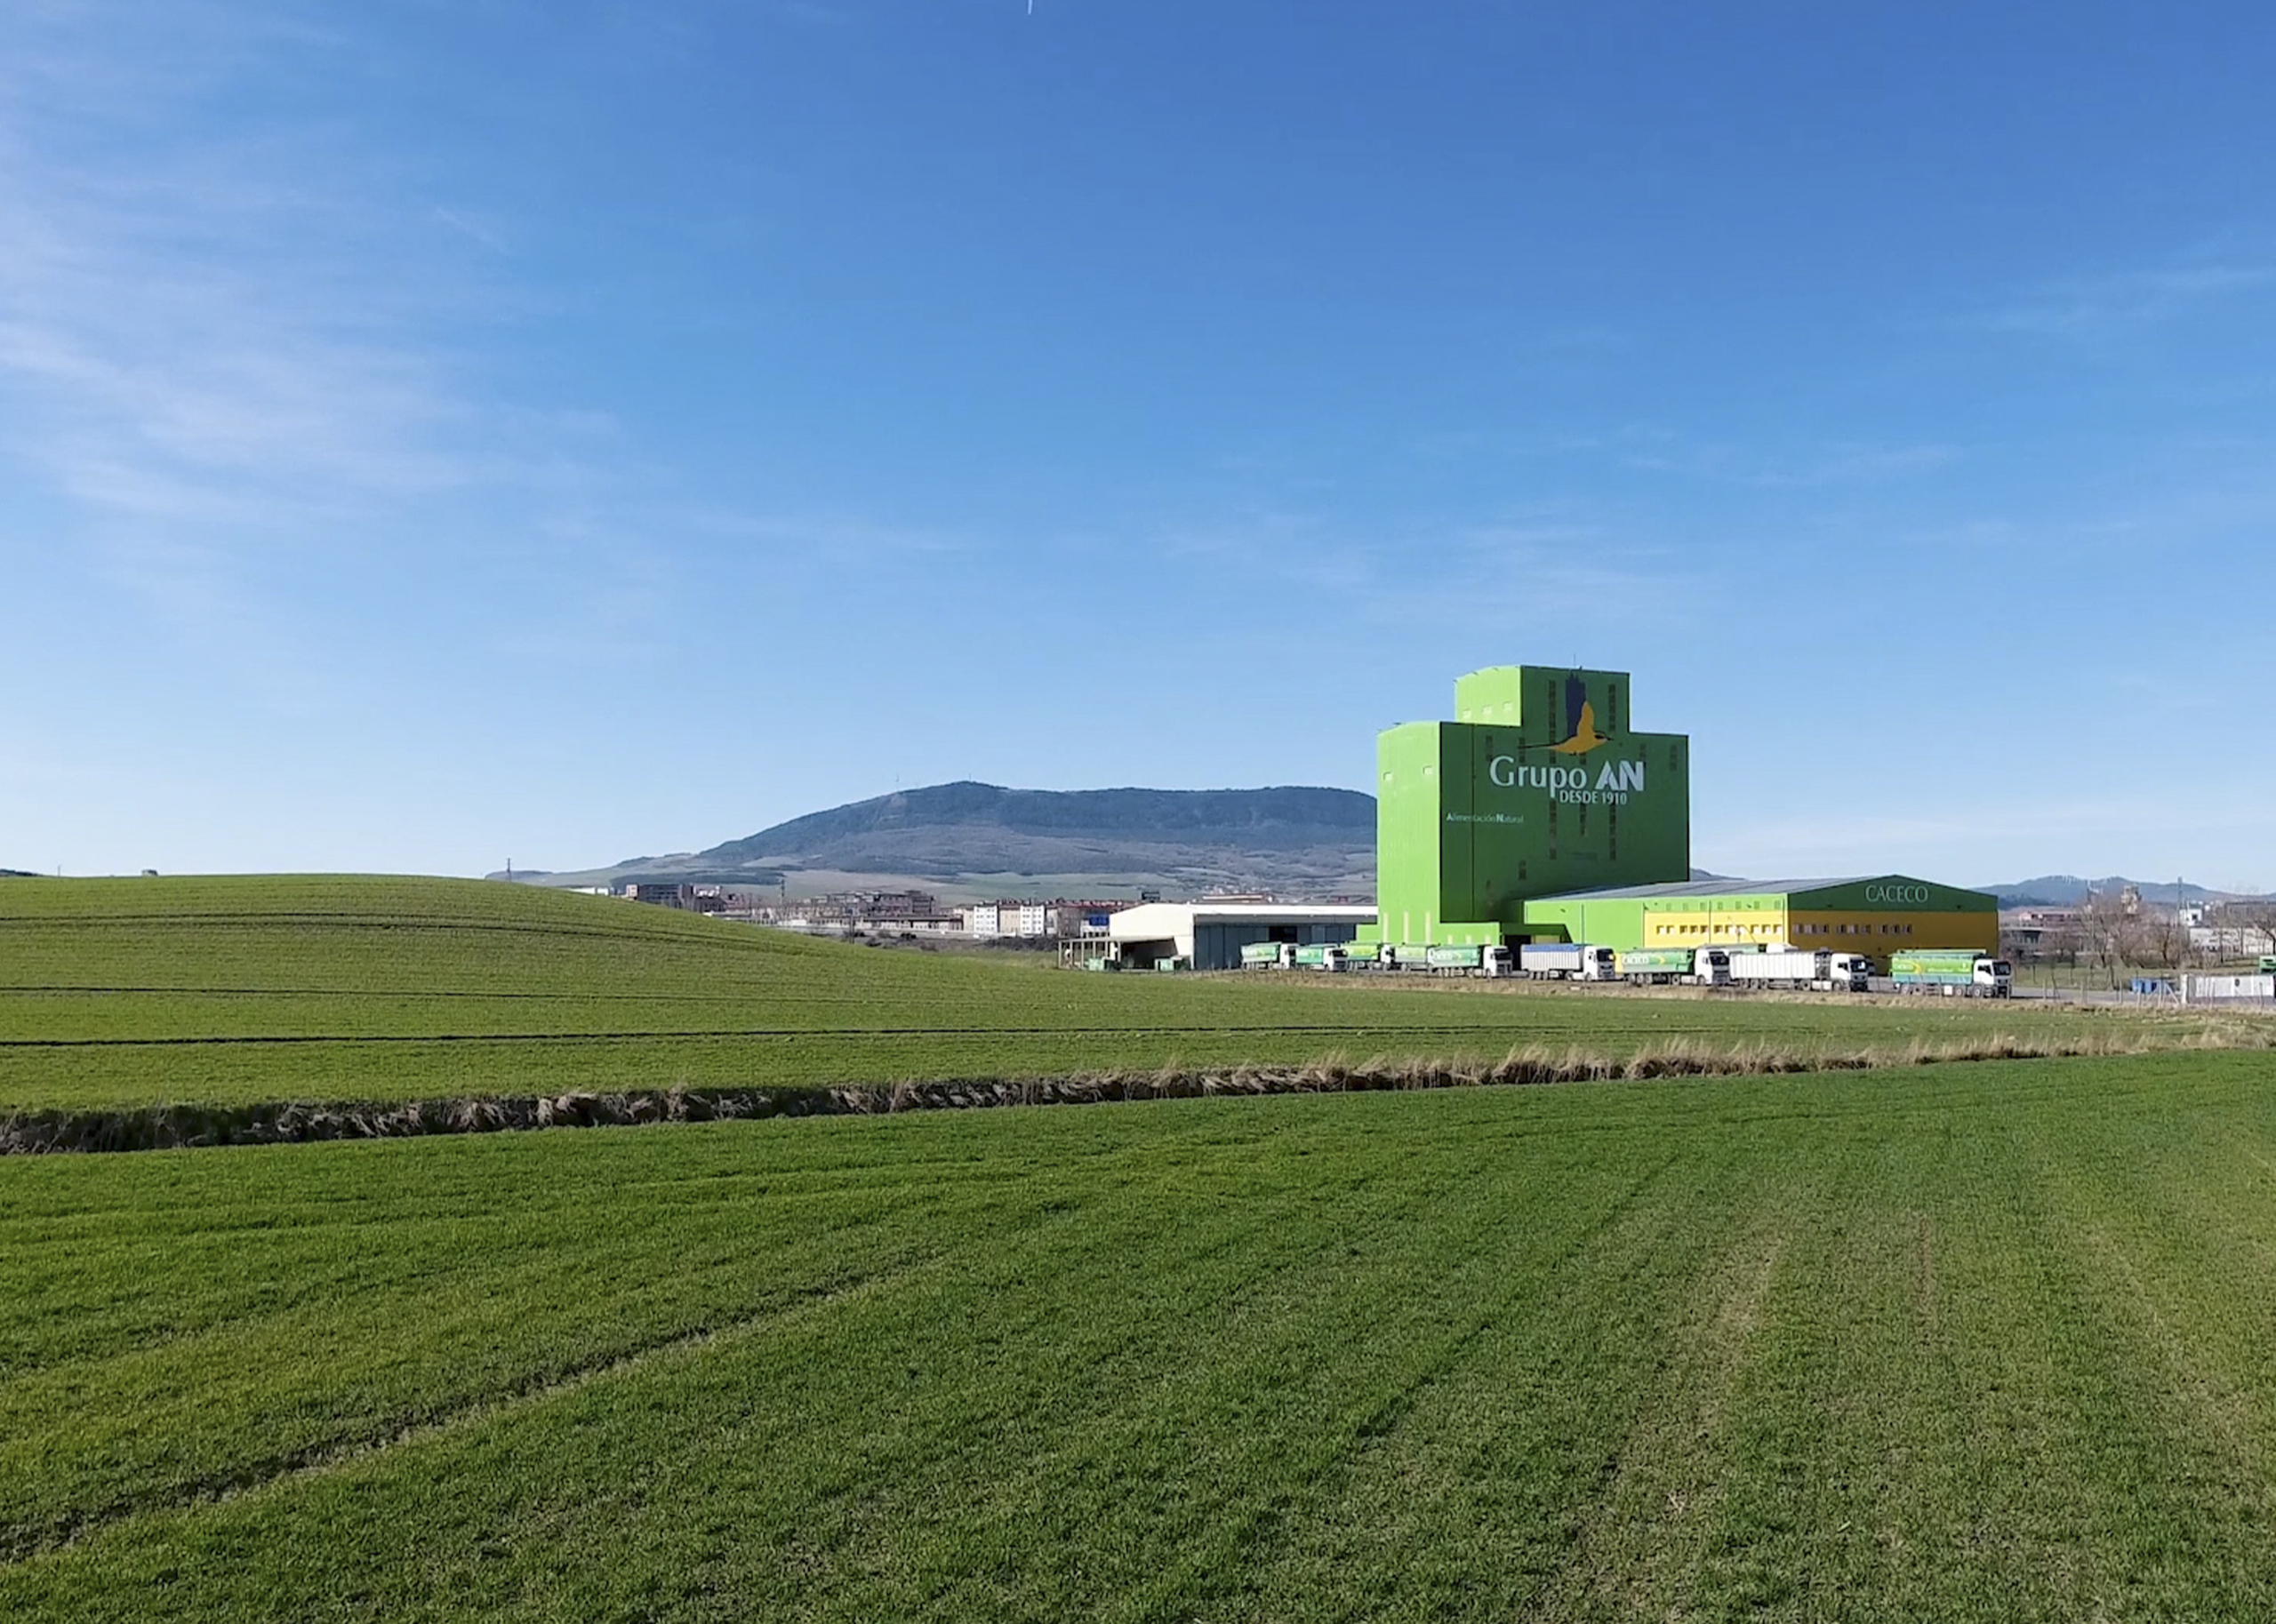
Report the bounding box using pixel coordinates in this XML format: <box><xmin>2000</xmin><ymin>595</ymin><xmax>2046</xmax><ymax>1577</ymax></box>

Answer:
<box><xmin>6</xmin><ymin>1052</ymin><xmax>2276</xmax><ymax>1620</ymax></box>
<box><xmin>0</xmin><ymin>876</ymin><xmax>2229</xmax><ymax>1115</ymax></box>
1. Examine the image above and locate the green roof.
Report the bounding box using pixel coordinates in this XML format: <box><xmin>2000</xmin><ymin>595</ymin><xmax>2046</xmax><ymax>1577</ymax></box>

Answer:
<box><xmin>1531</xmin><ymin>877</ymin><xmax>1871</xmax><ymax>901</ymax></box>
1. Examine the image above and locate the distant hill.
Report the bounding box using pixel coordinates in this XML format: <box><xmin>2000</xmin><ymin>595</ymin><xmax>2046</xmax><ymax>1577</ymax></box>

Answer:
<box><xmin>1979</xmin><ymin>876</ymin><xmax>2264</xmax><ymax>908</ymax></box>
<box><xmin>510</xmin><ymin>781</ymin><xmax>1379</xmax><ymax>902</ymax></box>
<box><xmin>509</xmin><ymin>788</ymin><xmax>2264</xmax><ymax>909</ymax></box>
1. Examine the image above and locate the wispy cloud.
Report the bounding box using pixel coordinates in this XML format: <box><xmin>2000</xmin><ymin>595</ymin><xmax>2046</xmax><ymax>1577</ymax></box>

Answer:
<box><xmin>1624</xmin><ymin>439</ymin><xmax>1959</xmax><ymax>488</ymax></box>
<box><xmin>1976</xmin><ymin>248</ymin><xmax>2273</xmax><ymax>340</ymax></box>
<box><xmin>1118</xmin><ymin>496</ymin><xmax>1696</xmax><ymax>638</ymax></box>
<box><xmin>0</xmin><ymin>34</ymin><xmax>486</xmax><ymax>528</ymax></box>
<box><xmin>0</xmin><ymin>4</ymin><xmax>670</xmax><ymax>680</ymax></box>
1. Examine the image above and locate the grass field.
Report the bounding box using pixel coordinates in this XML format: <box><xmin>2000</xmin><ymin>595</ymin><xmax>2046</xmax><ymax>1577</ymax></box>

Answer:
<box><xmin>6</xmin><ymin>1051</ymin><xmax>2276</xmax><ymax>1620</ymax></box>
<box><xmin>0</xmin><ymin>876</ymin><xmax>2238</xmax><ymax>1115</ymax></box>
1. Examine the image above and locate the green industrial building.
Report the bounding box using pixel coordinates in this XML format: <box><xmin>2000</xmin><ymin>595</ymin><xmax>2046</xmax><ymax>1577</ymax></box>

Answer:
<box><xmin>1361</xmin><ymin>664</ymin><xmax>1999</xmax><ymax>957</ymax></box>
<box><xmin>1364</xmin><ymin>664</ymin><xmax>1691</xmax><ymax>948</ymax></box>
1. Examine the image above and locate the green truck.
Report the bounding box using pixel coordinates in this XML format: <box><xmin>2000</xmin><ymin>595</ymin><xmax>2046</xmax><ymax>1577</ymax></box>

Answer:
<box><xmin>1239</xmin><ymin>942</ymin><xmax>1355</xmax><ymax>972</ymax></box>
<box><xmin>1615</xmin><ymin>947</ymin><xmax>1730</xmax><ymax>986</ymax></box>
<box><xmin>1890</xmin><ymin>949</ymin><xmax>2012</xmax><ymax>998</ymax></box>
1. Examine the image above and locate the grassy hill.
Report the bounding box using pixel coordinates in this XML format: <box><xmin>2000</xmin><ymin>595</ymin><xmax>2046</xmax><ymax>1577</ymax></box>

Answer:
<box><xmin>0</xmin><ymin>874</ymin><xmax>2207</xmax><ymax>1117</ymax></box>
<box><xmin>8</xmin><ymin>1052</ymin><xmax>2276</xmax><ymax>1619</ymax></box>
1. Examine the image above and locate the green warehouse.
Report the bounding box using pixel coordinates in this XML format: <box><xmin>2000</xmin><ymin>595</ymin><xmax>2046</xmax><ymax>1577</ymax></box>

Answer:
<box><xmin>1521</xmin><ymin>876</ymin><xmax>1999</xmax><ymax>958</ymax></box>
<box><xmin>1363</xmin><ymin>663</ymin><xmax>1998</xmax><ymax>956</ymax></box>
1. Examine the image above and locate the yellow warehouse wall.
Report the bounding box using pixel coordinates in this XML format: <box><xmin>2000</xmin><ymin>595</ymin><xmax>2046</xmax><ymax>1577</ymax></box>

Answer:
<box><xmin>1638</xmin><ymin>909</ymin><xmax>1997</xmax><ymax>956</ymax></box>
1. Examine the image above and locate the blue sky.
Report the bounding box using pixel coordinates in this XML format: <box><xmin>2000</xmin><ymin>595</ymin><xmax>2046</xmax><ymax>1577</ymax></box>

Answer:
<box><xmin>5</xmin><ymin>1</ymin><xmax>2273</xmax><ymax>889</ymax></box>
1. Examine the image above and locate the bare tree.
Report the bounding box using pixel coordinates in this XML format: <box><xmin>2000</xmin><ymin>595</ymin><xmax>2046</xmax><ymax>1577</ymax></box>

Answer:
<box><xmin>2131</xmin><ymin>907</ymin><xmax>2191</xmax><ymax>973</ymax></box>
<box><xmin>2224</xmin><ymin>900</ymin><xmax>2276</xmax><ymax>963</ymax></box>
<box><xmin>2075</xmin><ymin>890</ymin><xmax>2133</xmax><ymax>988</ymax></box>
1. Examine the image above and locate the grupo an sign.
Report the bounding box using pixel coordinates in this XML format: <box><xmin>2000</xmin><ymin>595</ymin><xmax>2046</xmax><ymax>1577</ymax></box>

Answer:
<box><xmin>1487</xmin><ymin>756</ymin><xmax>1646</xmax><ymax>805</ymax></box>
<box><xmin>1863</xmin><ymin>883</ymin><xmax>1932</xmax><ymax>905</ymax></box>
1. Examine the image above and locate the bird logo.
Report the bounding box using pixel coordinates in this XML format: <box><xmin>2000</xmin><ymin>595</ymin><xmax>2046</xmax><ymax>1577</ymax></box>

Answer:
<box><xmin>1517</xmin><ymin>675</ymin><xmax>1614</xmax><ymax>756</ymax></box>
<box><xmin>1550</xmin><ymin>699</ymin><xmax>1612</xmax><ymax>756</ymax></box>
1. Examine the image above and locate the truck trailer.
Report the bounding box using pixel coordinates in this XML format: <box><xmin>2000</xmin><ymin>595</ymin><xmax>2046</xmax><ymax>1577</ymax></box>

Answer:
<box><xmin>1421</xmin><ymin>943</ymin><xmax>1514</xmax><ymax>978</ymax></box>
<box><xmin>1238</xmin><ymin>942</ymin><xmax>1353</xmax><ymax>972</ymax></box>
<box><xmin>1724</xmin><ymin>949</ymin><xmax>1873</xmax><ymax>992</ymax></box>
<box><xmin>1518</xmin><ymin>942</ymin><xmax>1619</xmax><ymax>981</ymax></box>
<box><xmin>1616</xmin><ymin>947</ymin><xmax>1730</xmax><ymax>986</ymax></box>
<box><xmin>1889</xmin><ymin>949</ymin><xmax>2012</xmax><ymax>997</ymax></box>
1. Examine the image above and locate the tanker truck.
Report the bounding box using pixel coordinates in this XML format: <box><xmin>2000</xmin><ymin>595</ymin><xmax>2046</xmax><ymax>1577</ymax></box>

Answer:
<box><xmin>1616</xmin><ymin>947</ymin><xmax>1731</xmax><ymax>987</ymax></box>
<box><xmin>1889</xmin><ymin>949</ymin><xmax>2012</xmax><ymax>997</ymax></box>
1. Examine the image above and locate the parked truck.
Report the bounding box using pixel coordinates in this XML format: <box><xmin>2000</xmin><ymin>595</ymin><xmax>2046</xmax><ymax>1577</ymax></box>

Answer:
<box><xmin>1238</xmin><ymin>942</ymin><xmax>1358</xmax><ymax>972</ymax></box>
<box><xmin>1519</xmin><ymin>942</ymin><xmax>1620</xmax><ymax>981</ymax></box>
<box><xmin>1725</xmin><ymin>949</ymin><xmax>1873</xmax><ymax>992</ymax></box>
<box><xmin>1889</xmin><ymin>949</ymin><xmax>2012</xmax><ymax>997</ymax></box>
<box><xmin>1419</xmin><ymin>943</ymin><xmax>1514</xmax><ymax>977</ymax></box>
<box><xmin>1616</xmin><ymin>947</ymin><xmax>1727</xmax><ymax>986</ymax></box>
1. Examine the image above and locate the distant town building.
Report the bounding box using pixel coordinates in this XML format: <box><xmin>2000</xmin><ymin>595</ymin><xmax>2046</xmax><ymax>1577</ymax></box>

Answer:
<box><xmin>621</xmin><ymin>883</ymin><xmax>695</xmax><ymax>906</ymax></box>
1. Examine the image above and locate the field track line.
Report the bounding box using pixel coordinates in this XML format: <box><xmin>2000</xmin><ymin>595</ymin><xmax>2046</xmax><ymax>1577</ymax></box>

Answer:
<box><xmin>0</xmin><ymin>1022</ymin><xmax>1551</xmax><ymax>1050</ymax></box>
<box><xmin>0</xmin><ymin>1252</ymin><xmax>948</xmax><ymax>1571</ymax></box>
<box><xmin>2067</xmin><ymin>1218</ymin><xmax>2275</xmax><ymax>1484</ymax></box>
<box><xmin>1528</xmin><ymin>1214</ymin><xmax>1788</xmax><ymax>1618</ymax></box>
<box><xmin>0</xmin><ymin>915</ymin><xmax>768</xmax><ymax>940</ymax></box>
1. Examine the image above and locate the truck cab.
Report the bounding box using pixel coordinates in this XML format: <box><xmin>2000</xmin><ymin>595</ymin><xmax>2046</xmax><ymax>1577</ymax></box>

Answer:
<box><xmin>1693</xmin><ymin>948</ymin><xmax>1732</xmax><ymax>988</ymax></box>
<box><xmin>1823</xmin><ymin>953</ymin><xmax>1872</xmax><ymax>991</ymax></box>
<box><xmin>1977</xmin><ymin>957</ymin><xmax>2014</xmax><ymax>997</ymax></box>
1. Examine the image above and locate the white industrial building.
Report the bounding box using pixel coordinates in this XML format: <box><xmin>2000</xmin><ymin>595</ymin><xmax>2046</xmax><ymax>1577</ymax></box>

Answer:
<box><xmin>1107</xmin><ymin>902</ymin><xmax>1379</xmax><ymax>971</ymax></box>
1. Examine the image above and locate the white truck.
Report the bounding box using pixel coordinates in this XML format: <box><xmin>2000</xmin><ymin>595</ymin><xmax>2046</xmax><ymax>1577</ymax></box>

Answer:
<box><xmin>1723</xmin><ymin>949</ymin><xmax>1873</xmax><ymax>992</ymax></box>
<box><xmin>1518</xmin><ymin>942</ymin><xmax>1619</xmax><ymax>981</ymax></box>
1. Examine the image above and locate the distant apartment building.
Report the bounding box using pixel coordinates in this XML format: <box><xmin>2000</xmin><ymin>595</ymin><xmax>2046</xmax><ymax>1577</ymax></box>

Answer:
<box><xmin>779</xmin><ymin>890</ymin><xmax>947</xmax><ymax>931</ymax></box>
<box><xmin>967</xmin><ymin>900</ymin><xmax>1126</xmax><ymax>940</ymax></box>
<box><xmin>2000</xmin><ymin>907</ymin><xmax>2079</xmax><ymax>951</ymax></box>
<box><xmin>621</xmin><ymin>883</ymin><xmax>696</xmax><ymax>907</ymax></box>
<box><xmin>618</xmin><ymin>883</ymin><xmax>773</xmax><ymax>916</ymax></box>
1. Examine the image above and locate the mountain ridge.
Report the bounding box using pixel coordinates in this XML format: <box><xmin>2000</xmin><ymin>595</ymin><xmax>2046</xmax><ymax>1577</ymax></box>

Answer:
<box><xmin>1975</xmin><ymin>876</ymin><xmax>2268</xmax><ymax>908</ymax></box>
<box><xmin>508</xmin><ymin>781</ymin><xmax>1379</xmax><ymax>901</ymax></box>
